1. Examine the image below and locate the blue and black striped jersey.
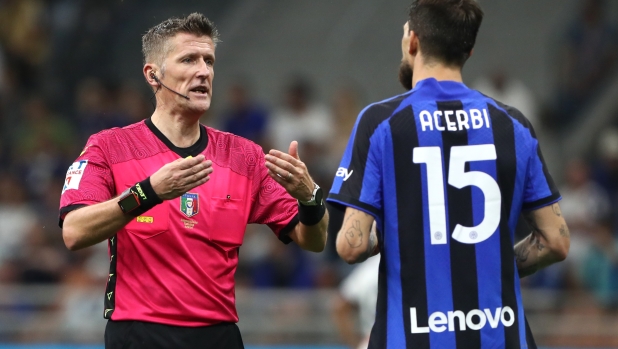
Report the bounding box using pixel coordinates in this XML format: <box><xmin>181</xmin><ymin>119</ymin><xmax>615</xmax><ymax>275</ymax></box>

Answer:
<box><xmin>327</xmin><ymin>78</ymin><xmax>560</xmax><ymax>349</ymax></box>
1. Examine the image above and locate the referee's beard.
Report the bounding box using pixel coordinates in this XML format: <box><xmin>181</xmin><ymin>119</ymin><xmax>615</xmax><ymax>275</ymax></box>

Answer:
<box><xmin>399</xmin><ymin>60</ymin><xmax>413</xmax><ymax>91</ymax></box>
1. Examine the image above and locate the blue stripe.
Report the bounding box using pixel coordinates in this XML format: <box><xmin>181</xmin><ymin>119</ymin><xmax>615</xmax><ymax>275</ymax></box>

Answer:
<box><xmin>463</xmin><ymin>99</ymin><xmax>505</xmax><ymax>348</ymax></box>
<box><xmin>414</xmin><ymin>103</ymin><xmax>456</xmax><ymax>349</ymax></box>
<box><xmin>382</xmin><ymin>122</ymin><xmax>406</xmax><ymax>349</ymax></box>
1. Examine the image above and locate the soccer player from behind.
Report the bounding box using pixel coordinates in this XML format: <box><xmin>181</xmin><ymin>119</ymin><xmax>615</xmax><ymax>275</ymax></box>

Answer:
<box><xmin>59</xmin><ymin>13</ymin><xmax>328</xmax><ymax>349</ymax></box>
<box><xmin>326</xmin><ymin>1</ymin><xmax>570</xmax><ymax>348</ymax></box>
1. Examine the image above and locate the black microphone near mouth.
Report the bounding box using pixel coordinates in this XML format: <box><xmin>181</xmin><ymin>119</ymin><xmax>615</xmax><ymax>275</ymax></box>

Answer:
<box><xmin>151</xmin><ymin>73</ymin><xmax>190</xmax><ymax>100</ymax></box>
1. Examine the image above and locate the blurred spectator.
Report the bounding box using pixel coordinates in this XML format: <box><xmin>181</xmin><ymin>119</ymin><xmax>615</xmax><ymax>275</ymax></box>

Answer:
<box><xmin>13</xmin><ymin>222</ymin><xmax>67</xmax><ymax>284</ymax></box>
<box><xmin>269</xmin><ymin>76</ymin><xmax>334</xmax><ymax>198</ymax></box>
<box><xmin>472</xmin><ymin>68</ymin><xmax>540</xmax><ymax>129</ymax></box>
<box><xmin>560</xmin><ymin>158</ymin><xmax>611</xmax><ymax>279</ymax></box>
<box><xmin>73</xmin><ymin>78</ymin><xmax>125</xmax><ymax>146</ymax></box>
<box><xmin>332</xmin><ymin>255</ymin><xmax>379</xmax><ymax>349</ymax></box>
<box><xmin>329</xmin><ymin>84</ymin><xmax>364</xmax><ymax>164</ymax></box>
<box><xmin>12</xmin><ymin>95</ymin><xmax>75</xmax><ymax>197</ymax></box>
<box><xmin>0</xmin><ymin>0</ymin><xmax>49</xmax><ymax>91</ymax></box>
<box><xmin>581</xmin><ymin>223</ymin><xmax>618</xmax><ymax>310</ymax></box>
<box><xmin>0</xmin><ymin>174</ymin><xmax>36</xmax><ymax>279</ymax></box>
<box><xmin>0</xmin><ymin>43</ymin><xmax>6</xmax><ymax>94</ymax></box>
<box><xmin>552</xmin><ymin>0</ymin><xmax>618</xmax><ymax>127</ymax></box>
<box><xmin>113</xmin><ymin>80</ymin><xmax>150</xmax><ymax>125</ymax></box>
<box><xmin>592</xmin><ymin>128</ymin><xmax>618</xmax><ymax>232</ymax></box>
<box><xmin>221</xmin><ymin>80</ymin><xmax>270</xmax><ymax>148</ymax></box>
<box><xmin>268</xmin><ymin>76</ymin><xmax>334</xmax><ymax>153</ymax></box>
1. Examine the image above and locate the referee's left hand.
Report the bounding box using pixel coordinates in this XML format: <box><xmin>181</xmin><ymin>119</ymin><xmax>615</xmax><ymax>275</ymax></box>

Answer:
<box><xmin>265</xmin><ymin>141</ymin><xmax>314</xmax><ymax>202</ymax></box>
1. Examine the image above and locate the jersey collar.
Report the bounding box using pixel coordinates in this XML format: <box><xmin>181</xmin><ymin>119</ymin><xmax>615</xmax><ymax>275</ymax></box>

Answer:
<box><xmin>145</xmin><ymin>118</ymin><xmax>208</xmax><ymax>158</ymax></box>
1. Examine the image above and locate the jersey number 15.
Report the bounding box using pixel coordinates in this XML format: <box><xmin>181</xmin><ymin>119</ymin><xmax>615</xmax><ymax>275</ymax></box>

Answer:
<box><xmin>413</xmin><ymin>144</ymin><xmax>501</xmax><ymax>245</ymax></box>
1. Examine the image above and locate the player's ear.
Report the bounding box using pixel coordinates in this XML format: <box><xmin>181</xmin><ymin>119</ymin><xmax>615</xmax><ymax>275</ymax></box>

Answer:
<box><xmin>408</xmin><ymin>31</ymin><xmax>419</xmax><ymax>56</ymax></box>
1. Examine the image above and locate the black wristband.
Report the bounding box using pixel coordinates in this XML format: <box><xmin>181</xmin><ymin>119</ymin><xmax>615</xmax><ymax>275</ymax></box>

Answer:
<box><xmin>128</xmin><ymin>177</ymin><xmax>163</xmax><ymax>217</ymax></box>
<box><xmin>298</xmin><ymin>200</ymin><xmax>326</xmax><ymax>226</ymax></box>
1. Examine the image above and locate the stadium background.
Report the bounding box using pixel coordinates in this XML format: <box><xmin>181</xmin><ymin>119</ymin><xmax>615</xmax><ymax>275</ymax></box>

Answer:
<box><xmin>1</xmin><ymin>0</ymin><xmax>618</xmax><ymax>347</ymax></box>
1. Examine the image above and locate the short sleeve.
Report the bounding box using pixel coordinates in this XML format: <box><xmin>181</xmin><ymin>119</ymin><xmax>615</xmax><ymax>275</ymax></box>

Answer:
<box><xmin>521</xmin><ymin>128</ymin><xmax>561</xmax><ymax>211</ymax></box>
<box><xmin>327</xmin><ymin>105</ymin><xmax>385</xmax><ymax>219</ymax></box>
<box><xmin>59</xmin><ymin>134</ymin><xmax>115</xmax><ymax>226</ymax></box>
<box><xmin>248</xmin><ymin>151</ymin><xmax>298</xmax><ymax>243</ymax></box>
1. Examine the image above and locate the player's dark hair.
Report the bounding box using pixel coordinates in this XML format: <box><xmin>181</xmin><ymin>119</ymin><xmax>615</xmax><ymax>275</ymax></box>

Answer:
<box><xmin>142</xmin><ymin>13</ymin><xmax>220</xmax><ymax>66</ymax></box>
<box><xmin>408</xmin><ymin>0</ymin><xmax>483</xmax><ymax>67</ymax></box>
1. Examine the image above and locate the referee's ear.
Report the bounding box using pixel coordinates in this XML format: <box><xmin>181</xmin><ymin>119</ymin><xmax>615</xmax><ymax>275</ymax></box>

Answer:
<box><xmin>326</xmin><ymin>202</ymin><xmax>345</xmax><ymax>237</ymax></box>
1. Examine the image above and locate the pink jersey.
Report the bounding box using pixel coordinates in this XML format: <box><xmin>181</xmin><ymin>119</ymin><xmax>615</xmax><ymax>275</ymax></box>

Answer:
<box><xmin>59</xmin><ymin>119</ymin><xmax>299</xmax><ymax>326</ymax></box>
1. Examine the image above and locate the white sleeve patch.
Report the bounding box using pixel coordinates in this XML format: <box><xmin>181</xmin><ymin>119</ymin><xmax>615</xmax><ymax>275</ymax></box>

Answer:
<box><xmin>62</xmin><ymin>160</ymin><xmax>88</xmax><ymax>193</ymax></box>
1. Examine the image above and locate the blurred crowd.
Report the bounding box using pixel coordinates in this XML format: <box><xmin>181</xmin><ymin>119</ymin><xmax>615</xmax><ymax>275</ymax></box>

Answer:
<box><xmin>0</xmin><ymin>0</ymin><xmax>618</xmax><ymax>345</ymax></box>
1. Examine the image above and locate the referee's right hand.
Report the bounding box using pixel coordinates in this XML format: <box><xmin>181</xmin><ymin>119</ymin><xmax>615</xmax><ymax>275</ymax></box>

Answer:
<box><xmin>150</xmin><ymin>154</ymin><xmax>213</xmax><ymax>200</ymax></box>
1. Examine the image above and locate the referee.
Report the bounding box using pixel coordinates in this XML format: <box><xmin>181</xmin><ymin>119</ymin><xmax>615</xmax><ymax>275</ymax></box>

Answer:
<box><xmin>59</xmin><ymin>13</ymin><xmax>328</xmax><ymax>349</ymax></box>
<box><xmin>327</xmin><ymin>1</ymin><xmax>570</xmax><ymax>348</ymax></box>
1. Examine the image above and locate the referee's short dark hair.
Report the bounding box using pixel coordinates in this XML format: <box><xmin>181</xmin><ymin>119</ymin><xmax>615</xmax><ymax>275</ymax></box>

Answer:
<box><xmin>142</xmin><ymin>13</ymin><xmax>220</xmax><ymax>66</ymax></box>
<box><xmin>408</xmin><ymin>0</ymin><xmax>483</xmax><ymax>68</ymax></box>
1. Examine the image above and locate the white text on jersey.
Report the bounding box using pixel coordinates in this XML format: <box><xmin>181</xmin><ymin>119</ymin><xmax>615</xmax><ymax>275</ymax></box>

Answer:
<box><xmin>410</xmin><ymin>306</ymin><xmax>515</xmax><ymax>333</ymax></box>
<box><xmin>336</xmin><ymin>167</ymin><xmax>354</xmax><ymax>181</ymax></box>
<box><xmin>419</xmin><ymin>108</ymin><xmax>491</xmax><ymax>132</ymax></box>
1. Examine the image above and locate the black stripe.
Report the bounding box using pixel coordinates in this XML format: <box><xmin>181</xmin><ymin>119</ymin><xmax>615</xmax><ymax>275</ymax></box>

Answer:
<box><xmin>488</xmin><ymin>104</ymin><xmax>520</xmax><ymax>348</ymax></box>
<box><xmin>524</xmin><ymin>316</ymin><xmax>538</xmax><ymax>349</ymax></box>
<box><xmin>104</xmin><ymin>234</ymin><xmax>118</xmax><ymax>320</ymax></box>
<box><xmin>327</xmin><ymin>193</ymin><xmax>382</xmax><ymax>218</ymax></box>
<box><xmin>368</xmin><ymin>257</ymin><xmax>387</xmax><ymax>349</ymax></box>
<box><xmin>278</xmin><ymin>214</ymin><xmax>299</xmax><ymax>244</ymax></box>
<box><xmin>58</xmin><ymin>204</ymin><xmax>87</xmax><ymax>228</ymax></box>
<box><xmin>145</xmin><ymin>118</ymin><xmax>208</xmax><ymax>158</ymax></box>
<box><xmin>339</xmin><ymin>94</ymin><xmax>410</xmax><ymax>207</ymax></box>
<box><xmin>438</xmin><ymin>100</ymin><xmax>480</xmax><ymax>349</ymax></box>
<box><xmin>490</xmin><ymin>101</ymin><xmax>560</xmax><ymax>210</ymax></box>
<box><xmin>389</xmin><ymin>105</ymin><xmax>429</xmax><ymax>349</ymax></box>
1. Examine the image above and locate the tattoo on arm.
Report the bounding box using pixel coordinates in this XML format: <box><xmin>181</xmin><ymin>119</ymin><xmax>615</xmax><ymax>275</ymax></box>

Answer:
<box><xmin>559</xmin><ymin>224</ymin><xmax>570</xmax><ymax>238</ymax></box>
<box><xmin>514</xmin><ymin>240</ymin><xmax>530</xmax><ymax>264</ymax></box>
<box><xmin>345</xmin><ymin>220</ymin><xmax>363</xmax><ymax>248</ymax></box>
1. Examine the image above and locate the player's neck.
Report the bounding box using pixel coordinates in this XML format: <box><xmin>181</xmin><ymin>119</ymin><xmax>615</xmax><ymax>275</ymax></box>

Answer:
<box><xmin>411</xmin><ymin>58</ymin><xmax>463</xmax><ymax>88</ymax></box>
<box><xmin>150</xmin><ymin>110</ymin><xmax>202</xmax><ymax>148</ymax></box>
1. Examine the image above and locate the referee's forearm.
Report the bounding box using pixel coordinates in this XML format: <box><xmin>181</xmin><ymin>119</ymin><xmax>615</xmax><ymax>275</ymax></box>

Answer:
<box><xmin>293</xmin><ymin>212</ymin><xmax>328</xmax><ymax>252</ymax></box>
<box><xmin>62</xmin><ymin>198</ymin><xmax>132</xmax><ymax>251</ymax></box>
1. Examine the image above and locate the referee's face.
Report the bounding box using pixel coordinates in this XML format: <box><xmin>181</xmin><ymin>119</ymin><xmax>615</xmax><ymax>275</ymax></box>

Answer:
<box><xmin>160</xmin><ymin>33</ymin><xmax>216</xmax><ymax>114</ymax></box>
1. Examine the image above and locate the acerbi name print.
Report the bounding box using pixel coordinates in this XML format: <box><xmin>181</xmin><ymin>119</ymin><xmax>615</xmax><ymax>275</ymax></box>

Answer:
<box><xmin>418</xmin><ymin>108</ymin><xmax>491</xmax><ymax>132</ymax></box>
<box><xmin>410</xmin><ymin>306</ymin><xmax>515</xmax><ymax>334</ymax></box>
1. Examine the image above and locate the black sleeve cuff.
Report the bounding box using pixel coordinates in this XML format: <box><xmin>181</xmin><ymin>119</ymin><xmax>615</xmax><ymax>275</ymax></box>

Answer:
<box><xmin>58</xmin><ymin>204</ymin><xmax>87</xmax><ymax>228</ymax></box>
<box><xmin>278</xmin><ymin>214</ymin><xmax>299</xmax><ymax>244</ymax></box>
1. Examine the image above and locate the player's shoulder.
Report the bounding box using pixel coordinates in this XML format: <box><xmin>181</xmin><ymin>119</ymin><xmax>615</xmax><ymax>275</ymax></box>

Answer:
<box><xmin>475</xmin><ymin>92</ymin><xmax>533</xmax><ymax>130</ymax></box>
<box><xmin>85</xmin><ymin>120</ymin><xmax>148</xmax><ymax>146</ymax></box>
<box><xmin>360</xmin><ymin>91</ymin><xmax>414</xmax><ymax>121</ymax></box>
<box><xmin>205</xmin><ymin>126</ymin><xmax>263</xmax><ymax>152</ymax></box>
<box><xmin>355</xmin><ymin>91</ymin><xmax>415</xmax><ymax>133</ymax></box>
<box><xmin>205</xmin><ymin>126</ymin><xmax>265</xmax><ymax>178</ymax></box>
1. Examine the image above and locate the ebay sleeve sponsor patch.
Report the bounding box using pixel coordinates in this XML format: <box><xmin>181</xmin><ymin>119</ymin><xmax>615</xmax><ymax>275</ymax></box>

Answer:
<box><xmin>62</xmin><ymin>160</ymin><xmax>88</xmax><ymax>193</ymax></box>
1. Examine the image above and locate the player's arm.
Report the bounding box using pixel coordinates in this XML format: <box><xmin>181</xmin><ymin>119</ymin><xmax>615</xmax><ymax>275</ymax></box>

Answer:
<box><xmin>265</xmin><ymin>141</ymin><xmax>328</xmax><ymax>252</ymax></box>
<box><xmin>336</xmin><ymin>207</ymin><xmax>379</xmax><ymax>264</ymax></box>
<box><xmin>514</xmin><ymin>202</ymin><xmax>570</xmax><ymax>277</ymax></box>
<box><xmin>63</xmin><ymin>155</ymin><xmax>213</xmax><ymax>250</ymax></box>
